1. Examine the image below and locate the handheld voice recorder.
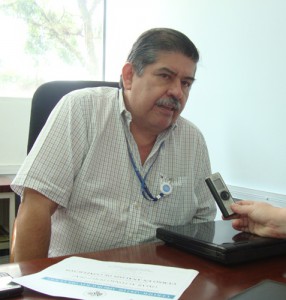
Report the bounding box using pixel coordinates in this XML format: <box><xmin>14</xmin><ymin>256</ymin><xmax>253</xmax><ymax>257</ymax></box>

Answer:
<box><xmin>205</xmin><ymin>172</ymin><xmax>236</xmax><ymax>218</ymax></box>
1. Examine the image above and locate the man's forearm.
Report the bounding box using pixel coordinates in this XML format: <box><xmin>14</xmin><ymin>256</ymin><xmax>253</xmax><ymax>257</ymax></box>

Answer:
<box><xmin>13</xmin><ymin>204</ymin><xmax>51</xmax><ymax>261</ymax></box>
<box><xmin>12</xmin><ymin>188</ymin><xmax>58</xmax><ymax>262</ymax></box>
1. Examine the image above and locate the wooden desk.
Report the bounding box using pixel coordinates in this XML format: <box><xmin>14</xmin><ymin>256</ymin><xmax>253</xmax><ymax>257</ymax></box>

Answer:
<box><xmin>0</xmin><ymin>242</ymin><xmax>286</xmax><ymax>299</ymax></box>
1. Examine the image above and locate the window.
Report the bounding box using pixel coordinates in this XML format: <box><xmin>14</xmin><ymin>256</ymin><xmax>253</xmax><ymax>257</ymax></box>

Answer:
<box><xmin>0</xmin><ymin>0</ymin><xmax>105</xmax><ymax>97</ymax></box>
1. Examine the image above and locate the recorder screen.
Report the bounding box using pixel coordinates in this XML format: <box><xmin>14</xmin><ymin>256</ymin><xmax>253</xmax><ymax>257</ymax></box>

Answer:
<box><xmin>214</xmin><ymin>178</ymin><xmax>224</xmax><ymax>190</ymax></box>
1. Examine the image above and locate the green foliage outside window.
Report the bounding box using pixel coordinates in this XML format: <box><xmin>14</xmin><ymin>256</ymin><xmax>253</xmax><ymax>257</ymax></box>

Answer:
<box><xmin>0</xmin><ymin>0</ymin><xmax>104</xmax><ymax>97</ymax></box>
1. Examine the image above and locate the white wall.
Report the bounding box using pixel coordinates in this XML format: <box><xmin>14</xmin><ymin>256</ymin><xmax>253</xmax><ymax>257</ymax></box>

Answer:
<box><xmin>0</xmin><ymin>97</ymin><xmax>31</xmax><ymax>173</ymax></box>
<box><xmin>105</xmin><ymin>0</ymin><xmax>286</xmax><ymax>196</ymax></box>
<box><xmin>0</xmin><ymin>0</ymin><xmax>285</xmax><ymax>198</ymax></box>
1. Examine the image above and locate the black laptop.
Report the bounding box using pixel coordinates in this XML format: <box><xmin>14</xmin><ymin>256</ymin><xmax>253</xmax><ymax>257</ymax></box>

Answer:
<box><xmin>156</xmin><ymin>220</ymin><xmax>286</xmax><ymax>264</ymax></box>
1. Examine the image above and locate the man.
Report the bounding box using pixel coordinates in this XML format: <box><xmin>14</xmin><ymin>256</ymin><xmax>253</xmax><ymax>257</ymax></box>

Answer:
<box><xmin>11</xmin><ymin>28</ymin><xmax>216</xmax><ymax>262</ymax></box>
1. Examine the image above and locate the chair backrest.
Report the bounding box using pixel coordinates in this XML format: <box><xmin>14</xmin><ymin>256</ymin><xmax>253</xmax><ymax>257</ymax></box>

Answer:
<box><xmin>27</xmin><ymin>80</ymin><xmax>119</xmax><ymax>153</ymax></box>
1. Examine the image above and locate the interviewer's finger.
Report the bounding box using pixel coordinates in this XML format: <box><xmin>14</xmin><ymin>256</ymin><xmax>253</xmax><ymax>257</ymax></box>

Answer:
<box><xmin>222</xmin><ymin>213</ymin><xmax>239</xmax><ymax>220</ymax></box>
<box><xmin>230</xmin><ymin>203</ymin><xmax>250</xmax><ymax>215</ymax></box>
<box><xmin>232</xmin><ymin>219</ymin><xmax>250</xmax><ymax>232</ymax></box>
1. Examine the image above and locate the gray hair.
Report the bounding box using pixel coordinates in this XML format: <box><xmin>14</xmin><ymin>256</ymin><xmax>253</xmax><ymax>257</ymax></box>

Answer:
<box><xmin>120</xmin><ymin>28</ymin><xmax>199</xmax><ymax>87</ymax></box>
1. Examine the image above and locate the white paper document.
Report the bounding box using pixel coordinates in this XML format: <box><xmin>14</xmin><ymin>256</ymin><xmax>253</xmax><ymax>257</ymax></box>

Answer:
<box><xmin>13</xmin><ymin>256</ymin><xmax>198</xmax><ymax>299</ymax></box>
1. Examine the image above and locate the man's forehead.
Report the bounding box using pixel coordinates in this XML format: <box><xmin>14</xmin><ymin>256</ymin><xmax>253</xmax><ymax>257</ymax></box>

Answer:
<box><xmin>152</xmin><ymin>53</ymin><xmax>197</xmax><ymax>78</ymax></box>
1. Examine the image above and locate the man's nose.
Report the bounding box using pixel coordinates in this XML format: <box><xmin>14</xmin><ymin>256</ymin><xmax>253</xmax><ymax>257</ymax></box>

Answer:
<box><xmin>167</xmin><ymin>79</ymin><xmax>183</xmax><ymax>101</ymax></box>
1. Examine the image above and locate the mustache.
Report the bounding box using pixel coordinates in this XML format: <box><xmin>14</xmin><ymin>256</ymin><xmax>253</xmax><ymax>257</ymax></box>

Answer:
<box><xmin>156</xmin><ymin>97</ymin><xmax>181</xmax><ymax>111</ymax></box>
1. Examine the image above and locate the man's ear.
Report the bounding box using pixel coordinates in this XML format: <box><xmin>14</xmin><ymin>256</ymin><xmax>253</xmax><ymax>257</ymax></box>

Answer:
<box><xmin>121</xmin><ymin>63</ymin><xmax>134</xmax><ymax>90</ymax></box>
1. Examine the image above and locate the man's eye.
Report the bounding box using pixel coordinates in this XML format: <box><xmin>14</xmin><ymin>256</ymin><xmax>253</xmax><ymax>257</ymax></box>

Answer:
<box><xmin>182</xmin><ymin>81</ymin><xmax>192</xmax><ymax>88</ymax></box>
<box><xmin>160</xmin><ymin>73</ymin><xmax>171</xmax><ymax>79</ymax></box>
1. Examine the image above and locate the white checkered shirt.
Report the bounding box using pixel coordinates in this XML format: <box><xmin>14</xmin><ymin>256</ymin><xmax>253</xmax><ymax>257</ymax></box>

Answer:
<box><xmin>12</xmin><ymin>87</ymin><xmax>216</xmax><ymax>257</ymax></box>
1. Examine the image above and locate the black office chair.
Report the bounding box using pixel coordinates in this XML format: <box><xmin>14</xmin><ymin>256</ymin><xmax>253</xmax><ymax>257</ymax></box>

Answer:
<box><xmin>27</xmin><ymin>80</ymin><xmax>119</xmax><ymax>153</ymax></box>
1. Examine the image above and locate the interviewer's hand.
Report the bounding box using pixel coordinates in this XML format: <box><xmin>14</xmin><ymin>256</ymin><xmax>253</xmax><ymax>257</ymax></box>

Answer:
<box><xmin>230</xmin><ymin>200</ymin><xmax>286</xmax><ymax>239</ymax></box>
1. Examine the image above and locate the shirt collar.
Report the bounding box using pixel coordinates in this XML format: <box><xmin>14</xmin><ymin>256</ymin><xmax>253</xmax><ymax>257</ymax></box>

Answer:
<box><xmin>118</xmin><ymin>89</ymin><xmax>127</xmax><ymax>115</ymax></box>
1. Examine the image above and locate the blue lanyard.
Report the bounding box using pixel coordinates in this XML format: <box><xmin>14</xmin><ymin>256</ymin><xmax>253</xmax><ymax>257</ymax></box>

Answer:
<box><xmin>126</xmin><ymin>140</ymin><xmax>165</xmax><ymax>201</ymax></box>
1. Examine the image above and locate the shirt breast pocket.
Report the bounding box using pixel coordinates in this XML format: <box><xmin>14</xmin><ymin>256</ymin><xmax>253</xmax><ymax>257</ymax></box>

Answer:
<box><xmin>153</xmin><ymin>176</ymin><xmax>195</xmax><ymax>226</ymax></box>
